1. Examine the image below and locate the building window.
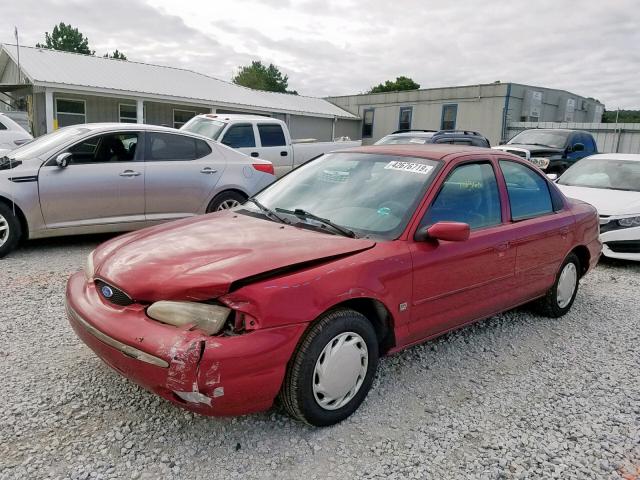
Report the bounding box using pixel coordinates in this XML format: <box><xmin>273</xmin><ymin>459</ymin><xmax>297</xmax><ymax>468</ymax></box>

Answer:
<box><xmin>398</xmin><ymin>107</ymin><xmax>412</xmax><ymax>131</ymax></box>
<box><xmin>173</xmin><ymin>109</ymin><xmax>197</xmax><ymax>129</ymax></box>
<box><xmin>56</xmin><ymin>98</ymin><xmax>86</xmax><ymax>128</ymax></box>
<box><xmin>119</xmin><ymin>104</ymin><xmax>137</xmax><ymax>123</ymax></box>
<box><xmin>440</xmin><ymin>104</ymin><xmax>457</xmax><ymax>130</ymax></box>
<box><xmin>362</xmin><ymin>108</ymin><xmax>374</xmax><ymax>138</ymax></box>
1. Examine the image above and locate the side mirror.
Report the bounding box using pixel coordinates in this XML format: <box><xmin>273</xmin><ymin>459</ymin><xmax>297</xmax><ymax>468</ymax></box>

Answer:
<box><xmin>415</xmin><ymin>221</ymin><xmax>470</xmax><ymax>243</ymax></box>
<box><xmin>571</xmin><ymin>143</ymin><xmax>584</xmax><ymax>152</ymax></box>
<box><xmin>546</xmin><ymin>173</ymin><xmax>558</xmax><ymax>181</ymax></box>
<box><xmin>55</xmin><ymin>152</ymin><xmax>72</xmax><ymax>168</ymax></box>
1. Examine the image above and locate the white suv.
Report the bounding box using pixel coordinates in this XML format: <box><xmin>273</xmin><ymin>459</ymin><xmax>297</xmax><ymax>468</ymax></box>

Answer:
<box><xmin>0</xmin><ymin>113</ymin><xmax>32</xmax><ymax>152</ymax></box>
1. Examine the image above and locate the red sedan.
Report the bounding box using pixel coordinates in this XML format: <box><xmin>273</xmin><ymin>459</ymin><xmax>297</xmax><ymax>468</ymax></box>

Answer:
<box><xmin>66</xmin><ymin>145</ymin><xmax>601</xmax><ymax>426</ymax></box>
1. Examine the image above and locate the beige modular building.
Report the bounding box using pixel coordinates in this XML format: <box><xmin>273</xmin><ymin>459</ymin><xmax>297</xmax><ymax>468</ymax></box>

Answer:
<box><xmin>326</xmin><ymin>82</ymin><xmax>605</xmax><ymax>146</ymax></box>
<box><xmin>0</xmin><ymin>44</ymin><xmax>359</xmax><ymax>140</ymax></box>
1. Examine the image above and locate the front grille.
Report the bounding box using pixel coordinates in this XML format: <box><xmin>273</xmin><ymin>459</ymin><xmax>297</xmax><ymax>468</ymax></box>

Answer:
<box><xmin>95</xmin><ymin>279</ymin><xmax>134</xmax><ymax>306</ymax></box>
<box><xmin>605</xmin><ymin>241</ymin><xmax>640</xmax><ymax>254</ymax></box>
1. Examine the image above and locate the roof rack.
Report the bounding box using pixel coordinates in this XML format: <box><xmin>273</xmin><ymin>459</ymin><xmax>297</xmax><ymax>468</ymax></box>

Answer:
<box><xmin>433</xmin><ymin>130</ymin><xmax>485</xmax><ymax>137</ymax></box>
<box><xmin>391</xmin><ymin>129</ymin><xmax>438</xmax><ymax>134</ymax></box>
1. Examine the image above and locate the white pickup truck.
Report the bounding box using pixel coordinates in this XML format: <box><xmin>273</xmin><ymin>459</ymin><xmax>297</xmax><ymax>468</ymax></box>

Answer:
<box><xmin>181</xmin><ymin>114</ymin><xmax>361</xmax><ymax>177</ymax></box>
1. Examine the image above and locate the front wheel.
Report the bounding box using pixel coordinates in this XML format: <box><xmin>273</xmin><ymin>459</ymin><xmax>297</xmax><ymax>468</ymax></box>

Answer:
<box><xmin>281</xmin><ymin>309</ymin><xmax>379</xmax><ymax>426</ymax></box>
<box><xmin>0</xmin><ymin>203</ymin><xmax>21</xmax><ymax>258</ymax></box>
<box><xmin>533</xmin><ymin>252</ymin><xmax>580</xmax><ymax>318</ymax></box>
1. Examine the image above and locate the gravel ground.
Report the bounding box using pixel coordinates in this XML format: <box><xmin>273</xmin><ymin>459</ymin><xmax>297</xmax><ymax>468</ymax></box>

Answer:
<box><xmin>1</xmin><ymin>235</ymin><xmax>639</xmax><ymax>480</ymax></box>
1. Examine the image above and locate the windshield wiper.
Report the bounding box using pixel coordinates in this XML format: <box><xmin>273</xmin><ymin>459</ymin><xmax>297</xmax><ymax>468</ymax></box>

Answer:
<box><xmin>246</xmin><ymin>198</ymin><xmax>290</xmax><ymax>224</ymax></box>
<box><xmin>276</xmin><ymin>208</ymin><xmax>357</xmax><ymax>238</ymax></box>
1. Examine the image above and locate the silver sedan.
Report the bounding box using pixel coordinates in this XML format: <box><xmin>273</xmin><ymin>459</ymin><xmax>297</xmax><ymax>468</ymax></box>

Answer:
<box><xmin>0</xmin><ymin>123</ymin><xmax>275</xmax><ymax>257</ymax></box>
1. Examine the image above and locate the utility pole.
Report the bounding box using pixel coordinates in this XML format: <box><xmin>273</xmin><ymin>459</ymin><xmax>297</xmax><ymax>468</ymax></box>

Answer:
<box><xmin>14</xmin><ymin>27</ymin><xmax>21</xmax><ymax>84</ymax></box>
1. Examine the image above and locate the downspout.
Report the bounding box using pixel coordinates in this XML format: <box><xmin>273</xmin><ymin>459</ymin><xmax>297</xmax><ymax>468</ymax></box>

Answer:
<box><xmin>501</xmin><ymin>83</ymin><xmax>512</xmax><ymax>143</ymax></box>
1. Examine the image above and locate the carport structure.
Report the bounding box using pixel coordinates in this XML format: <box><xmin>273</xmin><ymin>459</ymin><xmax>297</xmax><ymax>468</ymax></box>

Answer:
<box><xmin>0</xmin><ymin>44</ymin><xmax>359</xmax><ymax>140</ymax></box>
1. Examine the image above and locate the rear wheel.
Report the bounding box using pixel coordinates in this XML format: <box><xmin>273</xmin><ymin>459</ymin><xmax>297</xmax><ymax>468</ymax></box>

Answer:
<box><xmin>281</xmin><ymin>309</ymin><xmax>379</xmax><ymax>426</ymax></box>
<box><xmin>533</xmin><ymin>252</ymin><xmax>580</xmax><ymax>318</ymax></box>
<box><xmin>206</xmin><ymin>191</ymin><xmax>247</xmax><ymax>213</ymax></box>
<box><xmin>0</xmin><ymin>203</ymin><xmax>22</xmax><ymax>258</ymax></box>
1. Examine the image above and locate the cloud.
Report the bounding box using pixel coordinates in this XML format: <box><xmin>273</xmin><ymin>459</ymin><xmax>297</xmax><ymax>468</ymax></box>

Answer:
<box><xmin>1</xmin><ymin>0</ymin><xmax>639</xmax><ymax>108</ymax></box>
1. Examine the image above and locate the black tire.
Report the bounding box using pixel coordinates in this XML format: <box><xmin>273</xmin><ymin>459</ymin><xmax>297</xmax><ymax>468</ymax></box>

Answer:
<box><xmin>206</xmin><ymin>191</ymin><xmax>247</xmax><ymax>213</ymax></box>
<box><xmin>281</xmin><ymin>309</ymin><xmax>379</xmax><ymax>427</ymax></box>
<box><xmin>533</xmin><ymin>252</ymin><xmax>580</xmax><ymax>318</ymax></box>
<box><xmin>0</xmin><ymin>203</ymin><xmax>21</xmax><ymax>258</ymax></box>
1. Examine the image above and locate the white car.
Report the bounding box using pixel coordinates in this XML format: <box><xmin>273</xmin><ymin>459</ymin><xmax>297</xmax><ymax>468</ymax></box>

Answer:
<box><xmin>556</xmin><ymin>154</ymin><xmax>640</xmax><ymax>261</ymax></box>
<box><xmin>0</xmin><ymin>112</ymin><xmax>32</xmax><ymax>150</ymax></box>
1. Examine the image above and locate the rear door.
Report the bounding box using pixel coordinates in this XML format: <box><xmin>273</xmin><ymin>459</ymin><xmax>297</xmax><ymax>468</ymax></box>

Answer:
<box><xmin>143</xmin><ymin>132</ymin><xmax>225</xmax><ymax>220</ymax></box>
<box><xmin>256</xmin><ymin>123</ymin><xmax>293</xmax><ymax>177</ymax></box>
<box><xmin>409</xmin><ymin>160</ymin><xmax>516</xmax><ymax>342</ymax></box>
<box><xmin>496</xmin><ymin>159</ymin><xmax>574</xmax><ymax>300</ymax></box>
<box><xmin>38</xmin><ymin>131</ymin><xmax>145</xmax><ymax>228</ymax></box>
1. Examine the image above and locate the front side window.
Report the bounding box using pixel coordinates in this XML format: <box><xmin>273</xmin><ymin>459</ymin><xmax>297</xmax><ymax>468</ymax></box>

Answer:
<box><xmin>500</xmin><ymin>160</ymin><xmax>553</xmax><ymax>220</ymax></box>
<box><xmin>362</xmin><ymin>109</ymin><xmax>374</xmax><ymax>138</ymax></box>
<box><xmin>146</xmin><ymin>132</ymin><xmax>197</xmax><ymax>161</ymax></box>
<box><xmin>173</xmin><ymin>110</ymin><xmax>196</xmax><ymax>129</ymax></box>
<box><xmin>258</xmin><ymin>124</ymin><xmax>286</xmax><ymax>147</ymax></box>
<box><xmin>67</xmin><ymin>133</ymin><xmax>139</xmax><ymax>164</ymax></box>
<box><xmin>254</xmin><ymin>153</ymin><xmax>440</xmax><ymax>239</ymax></box>
<box><xmin>221</xmin><ymin>124</ymin><xmax>256</xmax><ymax>148</ymax></box>
<box><xmin>441</xmin><ymin>104</ymin><xmax>457</xmax><ymax>130</ymax></box>
<box><xmin>56</xmin><ymin>99</ymin><xmax>86</xmax><ymax>128</ymax></box>
<box><xmin>119</xmin><ymin>104</ymin><xmax>137</xmax><ymax>123</ymax></box>
<box><xmin>422</xmin><ymin>162</ymin><xmax>501</xmax><ymax>230</ymax></box>
<box><xmin>398</xmin><ymin>107</ymin><xmax>412</xmax><ymax>131</ymax></box>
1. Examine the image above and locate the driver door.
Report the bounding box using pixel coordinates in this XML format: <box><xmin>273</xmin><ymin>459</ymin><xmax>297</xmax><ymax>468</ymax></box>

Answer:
<box><xmin>408</xmin><ymin>160</ymin><xmax>516</xmax><ymax>343</ymax></box>
<box><xmin>38</xmin><ymin>132</ymin><xmax>145</xmax><ymax>228</ymax></box>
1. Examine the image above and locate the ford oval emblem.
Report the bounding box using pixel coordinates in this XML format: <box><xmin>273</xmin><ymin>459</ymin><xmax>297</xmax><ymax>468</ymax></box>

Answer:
<box><xmin>101</xmin><ymin>285</ymin><xmax>114</xmax><ymax>298</ymax></box>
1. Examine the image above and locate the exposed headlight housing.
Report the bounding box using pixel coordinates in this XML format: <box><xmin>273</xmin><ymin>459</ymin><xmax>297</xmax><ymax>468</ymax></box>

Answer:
<box><xmin>530</xmin><ymin>157</ymin><xmax>550</xmax><ymax>169</ymax></box>
<box><xmin>84</xmin><ymin>250</ymin><xmax>95</xmax><ymax>281</ymax></box>
<box><xmin>618</xmin><ymin>216</ymin><xmax>640</xmax><ymax>228</ymax></box>
<box><xmin>146</xmin><ymin>301</ymin><xmax>231</xmax><ymax>335</ymax></box>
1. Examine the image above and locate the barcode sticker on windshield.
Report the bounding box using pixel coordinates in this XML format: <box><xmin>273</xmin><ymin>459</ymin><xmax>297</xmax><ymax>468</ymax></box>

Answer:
<box><xmin>384</xmin><ymin>161</ymin><xmax>434</xmax><ymax>175</ymax></box>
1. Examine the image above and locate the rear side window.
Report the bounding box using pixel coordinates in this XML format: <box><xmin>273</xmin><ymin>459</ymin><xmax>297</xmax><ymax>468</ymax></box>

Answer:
<box><xmin>0</xmin><ymin>120</ymin><xmax>6</xmax><ymax>130</ymax></box>
<box><xmin>221</xmin><ymin>124</ymin><xmax>255</xmax><ymax>148</ymax></box>
<box><xmin>146</xmin><ymin>132</ymin><xmax>196</xmax><ymax>161</ymax></box>
<box><xmin>195</xmin><ymin>139</ymin><xmax>212</xmax><ymax>158</ymax></box>
<box><xmin>423</xmin><ymin>162</ymin><xmax>501</xmax><ymax>230</ymax></box>
<box><xmin>500</xmin><ymin>160</ymin><xmax>553</xmax><ymax>220</ymax></box>
<box><xmin>258</xmin><ymin>124</ymin><xmax>286</xmax><ymax>147</ymax></box>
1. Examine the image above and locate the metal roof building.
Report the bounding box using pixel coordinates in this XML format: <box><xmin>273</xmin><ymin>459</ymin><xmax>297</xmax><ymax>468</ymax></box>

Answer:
<box><xmin>0</xmin><ymin>44</ymin><xmax>359</xmax><ymax>139</ymax></box>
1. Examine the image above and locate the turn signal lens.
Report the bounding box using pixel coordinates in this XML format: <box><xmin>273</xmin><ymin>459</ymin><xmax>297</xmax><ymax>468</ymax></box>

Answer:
<box><xmin>618</xmin><ymin>216</ymin><xmax>640</xmax><ymax>228</ymax></box>
<box><xmin>146</xmin><ymin>301</ymin><xmax>231</xmax><ymax>335</ymax></box>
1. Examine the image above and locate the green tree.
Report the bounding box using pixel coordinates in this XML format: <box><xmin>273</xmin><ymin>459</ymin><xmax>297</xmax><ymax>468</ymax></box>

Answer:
<box><xmin>104</xmin><ymin>49</ymin><xmax>127</xmax><ymax>60</ymax></box>
<box><xmin>368</xmin><ymin>76</ymin><xmax>420</xmax><ymax>94</ymax></box>
<box><xmin>602</xmin><ymin>109</ymin><xmax>640</xmax><ymax>123</ymax></box>
<box><xmin>36</xmin><ymin>22</ymin><xmax>94</xmax><ymax>55</ymax></box>
<box><xmin>232</xmin><ymin>61</ymin><xmax>297</xmax><ymax>94</ymax></box>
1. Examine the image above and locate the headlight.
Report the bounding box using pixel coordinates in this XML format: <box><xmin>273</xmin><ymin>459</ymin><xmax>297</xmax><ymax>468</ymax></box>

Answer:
<box><xmin>530</xmin><ymin>157</ymin><xmax>550</xmax><ymax>169</ymax></box>
<box><xmin>84</xmin><ymin>250</ymin><xmax>95</xmax><ymax>281</ymax></box>
<box><xmin>618</xmin><ymin>216</ymin><xmax>640</xmax><ymax>228</ymax></box>
<box><xmin>146</xmin><ymin>301</ymin><xmax>231</xmax><ymax>335</ymax></box>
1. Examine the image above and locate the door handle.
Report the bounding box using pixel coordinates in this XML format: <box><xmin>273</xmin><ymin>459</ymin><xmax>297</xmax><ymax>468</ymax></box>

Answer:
<box><xmin>119</xmin><ymin>170</ymin><xmax>141</xmax><ymax>177</ymax></box>
<box><xmin>280</xmin><ymin>151</ymin><xmax>288</xmax><ymax>157</ymax></box>
<box><xmin>251</xmin><ymin>152</ymin><xmax>259</xmax><ymax>157</ymax></box>
<box><xmin>200</xmin><ymin>167</ymin><xmax>218</xmax><ymax>174</ymax></box>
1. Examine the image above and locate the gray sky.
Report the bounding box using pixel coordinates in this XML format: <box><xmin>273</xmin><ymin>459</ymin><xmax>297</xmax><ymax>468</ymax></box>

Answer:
<box><xmin>2</xmin><ymin>0</ymin><xmax>639</xmax><ymax>108</ymax></box>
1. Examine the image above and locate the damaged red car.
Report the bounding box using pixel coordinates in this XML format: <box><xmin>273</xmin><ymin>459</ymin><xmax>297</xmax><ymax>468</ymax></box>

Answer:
<box><xmin>66</xmin><ymin>145</ymin><xmax>601</xmax><ymax>426</ymax></box>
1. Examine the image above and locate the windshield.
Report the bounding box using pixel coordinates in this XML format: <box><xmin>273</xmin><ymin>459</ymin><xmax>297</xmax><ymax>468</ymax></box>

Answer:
<box><xmin>181</xmin><ymin>117</ymin><xmax>226</xmax><ymax>140</ymax></box>
<box><xmin>7</xmin><ymin>126</ymin><xmax>90</xmax><ymax>161</ymax></box>
<box><xmin>558</xmin><ymin>158</ymin><xmax>640</xmax><ymax>192</ymax></box>
<box><xmin>375</xmin><ymin>134</ymin><xmax>434</xmax><ymax>145</ymax></box>
<box><xmin>508</xmin><ymin>130</ymin><xmax>570</xmax><ymax>149</ymax></box>
<box><xmin>251</xmin><ymin>152</ymin><xmax>440</xmax><ymax>239</ymax></box>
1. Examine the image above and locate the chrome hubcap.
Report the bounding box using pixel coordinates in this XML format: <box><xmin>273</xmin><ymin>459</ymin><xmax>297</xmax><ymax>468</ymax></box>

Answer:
<box><xmin>216</xmin><ymin>199</ymin><xmax>240</xmax><ymax>211</ymax></box>
<box><xmin>0</xmin><ymin>214</ymin><xmax>9</xmax><ymax>248</ymax></box>
<box><xmin>312</xmin><ymin>332</ymin><xmax>368</xmax><ymax>411</ymax></box>
<box><xmin>557</xmin><ymin>262</ymin><xmax>578</xmax><ymax>308</ymax></box>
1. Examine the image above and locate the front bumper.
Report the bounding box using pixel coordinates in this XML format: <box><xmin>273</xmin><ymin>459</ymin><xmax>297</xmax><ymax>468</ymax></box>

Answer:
<box><xmin>601</xmin><ymin>226</ymin><xmax>640</xmax><ymax>261</ymax></box>
<box><xmin>66</xmin><ymin>272</ymin><xmax>307</xmax><ymax>416</ymax></box>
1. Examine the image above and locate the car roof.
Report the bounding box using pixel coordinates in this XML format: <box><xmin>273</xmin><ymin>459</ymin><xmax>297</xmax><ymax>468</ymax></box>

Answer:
<box><xmin>585</xmin><ymin>153</ymin><xmax>640</xmax><ymax>162</ymax></box>
<box><xmin>194</xmin><ymin>114</ymin><xmax>282</xmax><ymax>123</ymax></box>
<box><xmin>337</xmin><ymin>144</ymin><xmax>496</xmax><ymax>161</ymax></box>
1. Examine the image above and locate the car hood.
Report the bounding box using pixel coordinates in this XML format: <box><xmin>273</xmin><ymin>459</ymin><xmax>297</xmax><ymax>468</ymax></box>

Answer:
<box><xmin>494</xmin><ymin>144</ymin><xmax>564</xmax><ymax>155</ymax></box>
<box><xmin>556</xmin><ymin>184</ymin><xmax>640</xmax><ymax>216</ymax></box>
<box><xmin>94</xmin><ymin>211</ymin><xmax>376</xmax><ymax>302</ymax></box>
